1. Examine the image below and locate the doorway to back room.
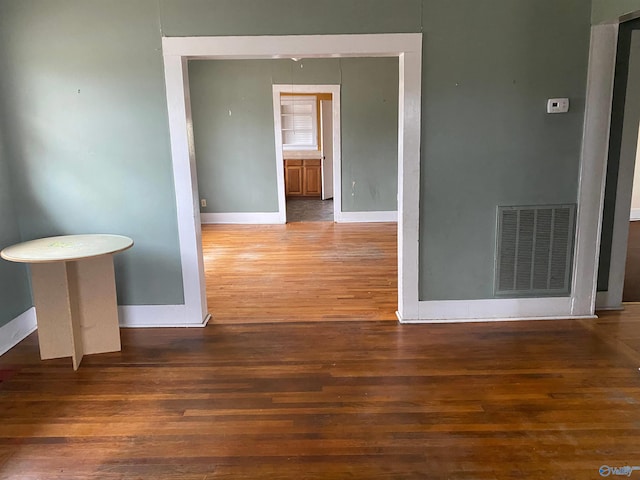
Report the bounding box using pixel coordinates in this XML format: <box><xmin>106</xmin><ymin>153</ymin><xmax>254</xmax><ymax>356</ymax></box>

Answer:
<box><xmin>161</xmin><ymin>34</ymin><xmax>423</xmax><ymax>324</ymax></box>
<box><xmin>189</xmin><ymin>63</ymin><xmax>399</xmax><ymax>323</ymax></box>
<box><xmin>273</xmin><ymin>84</ymin><xmax>340</xmax><ymax>223</ymax></box>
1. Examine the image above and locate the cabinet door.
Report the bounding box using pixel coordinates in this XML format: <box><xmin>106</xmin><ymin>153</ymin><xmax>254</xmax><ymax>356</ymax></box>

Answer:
<box><xmin>285</xmin><ymin>165</ymin><xmax>303</xmax><ymax>196</ymax></box>
<box><xmin>303</xmin><ymin>165</ymin><xmax>322</xmax><ymax>196</ymax></box>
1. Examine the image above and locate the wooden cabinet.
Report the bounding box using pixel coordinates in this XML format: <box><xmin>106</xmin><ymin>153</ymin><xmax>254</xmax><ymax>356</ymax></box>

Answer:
<box><xmin>285</xmin><ymin>159</ymin><xmax>322</xmax><ymax>197</ymax></box>
<box><xmin>304</xmin><ymin>163</ymin><xmax>321</xmax><ymax>196</ymax></box>
<box><xmin>285</xmin><ymin>161</ymin><xmax>303</xmax><ymax>196</ymax></box>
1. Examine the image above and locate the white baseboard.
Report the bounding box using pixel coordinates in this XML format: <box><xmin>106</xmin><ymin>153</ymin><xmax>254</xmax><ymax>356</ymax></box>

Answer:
<box><xmin>0</xmin><ymin>305</ymin><xmax>208</xmax><ymax>357</ymax></box>
<box><xmin>631</xmin><ymin>208</ymin><xmax>640</xmax><ymax>221</ymax></box>
<box><xmin>200</xmin><ymin>212</ymin><xmax>284</xmax><ymax>224</ymax></box>
<box><xmin>336</xmin><ymin>210</ymin><xmax>397</xmax><ymax>223</ymax></box>
<box><xmin>202</xmin><ymin>210</ymin><xmax>397</xmax><ymax>224</ymax></box>
<box><xmin>118</xmin><ymin>305</ymin><xmax>210</xmax><ymax>328</ymax></box>
<box><xmin>0</xmin><ymin>307</ymin><xmax>37</xmax><ymax>356</ymax></box>
<box><xmin>398</xmin><ymin>297</ymin><xmax>596</xmax><ymax>323</ymax></box>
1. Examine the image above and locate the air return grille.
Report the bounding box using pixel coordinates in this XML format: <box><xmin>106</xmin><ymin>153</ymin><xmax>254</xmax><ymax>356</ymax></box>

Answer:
<box><xmin>495</xmin><ymin>204</ymin><xmax>575</xmax><ymax>296</ymax></box>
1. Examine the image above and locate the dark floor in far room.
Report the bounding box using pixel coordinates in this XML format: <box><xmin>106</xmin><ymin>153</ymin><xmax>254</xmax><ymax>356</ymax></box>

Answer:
<box><xmin>286</xmin><ymin>197</ymin><xmax>333</xmax><ymax>222</ymax></box>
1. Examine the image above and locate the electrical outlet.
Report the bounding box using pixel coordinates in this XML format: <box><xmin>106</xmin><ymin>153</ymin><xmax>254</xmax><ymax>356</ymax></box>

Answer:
<box><xmin>200</xmin><ymin>199</ymin><xmax>207</xmax><ymax>208</ymax></box>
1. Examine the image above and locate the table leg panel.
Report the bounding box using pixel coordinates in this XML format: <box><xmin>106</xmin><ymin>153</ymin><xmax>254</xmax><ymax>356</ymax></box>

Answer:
<box><xmin>66</xmin><ymin>266</ymin><xmax>85</xmax><ymax>370</ymax></box>
<box><xmin>30</xmin><ymin>263</ymin><xmax>74</xmax><ymax>361</ymax></box>
<box><xmin>68</xmin><ymin>255</ymin><xmax>121</xmax><ymax>355</ymax></box>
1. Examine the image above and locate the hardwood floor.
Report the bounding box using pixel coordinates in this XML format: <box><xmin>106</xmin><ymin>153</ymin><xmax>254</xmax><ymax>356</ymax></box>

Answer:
<box><xmin>624</xmin><ymin>221</ymin><xmax>640</xmax><ymax>302</ymax></box>
<box><xmin>203</xmin><ymin>223</ymin><xmax>398</xmax><ymax>324</ymax></box>
<box><xmin>2</xmin><ymin>309</ymin><xmax>640</xmax><ymax>478</ymax></box>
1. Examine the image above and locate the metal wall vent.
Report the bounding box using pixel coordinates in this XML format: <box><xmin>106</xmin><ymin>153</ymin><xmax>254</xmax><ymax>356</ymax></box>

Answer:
<box><xmin>495</xmin><ymin>204</ymin><xmax>575</xmax><ymax>296</ymax></box>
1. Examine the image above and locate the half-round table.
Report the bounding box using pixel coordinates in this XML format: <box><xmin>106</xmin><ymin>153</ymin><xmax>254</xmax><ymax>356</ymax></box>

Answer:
<box><xmin>1</xmin><ymin>234</ymin><xmax>133</xmax><ymax>369</ymax></box>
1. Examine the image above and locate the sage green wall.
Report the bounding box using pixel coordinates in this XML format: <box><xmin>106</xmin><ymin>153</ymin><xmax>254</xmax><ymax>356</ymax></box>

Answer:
<box><xmin>159</xmin><ymin>0</ymin><xmax>422</xmax><ymax>35</ymax></box>
<box><xmin>189</xmin><ymin>58</ymin><xmax>398</xmax><ymax>214</ymax></box>
<box><xmin>592</xmin><ymin>0</ymin><xmax>640</xmax><ymax>23</ymax></box>
<box><xmin>0</xmin><ymin>134</ymin><xmax>32</xmax><ymax>328</ymax></box>
<box><xmin>189</xmin><ymin>60</ymin><xmax>281</xmax><ymax>214</ymax></box>
<box><xmin>340</xmin><ymin>58</ymin><xmax>399</xmax><ymax>212</ymax></box>
<box><xmin>419</xmin><ymin>0</ymin><xmax>591</xmax><ymax>300</ymax></box>
<box><xmin>0</xmin><ymin>0</ymin><xmax>593</xmax><ymax>309</ymax></box>
<box><xmin>0</xmin><ymin>0</ymin><xmax>184</xmax><ymax>305</ymax></box>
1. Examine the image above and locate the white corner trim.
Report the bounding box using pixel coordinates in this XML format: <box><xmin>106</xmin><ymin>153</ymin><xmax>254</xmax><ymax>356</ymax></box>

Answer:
<box><xmin>118</xmin><ymin>305</ymin><xmax>209</xmax><ymax>328</ymax></box>
<box><xmin>397</xmin><ymin>47</ymin><xmax>422</xmax><ymax>320</ymax></box>
<box><xmin>400</xmin><ymin>298</ymin><xmax>595</xmax><ymax>323</ymax></box>
<box><xmin>336</xmin><ymin>210</ymin><xmax>398</xmax><ymax>223</ymax></box>
<box><xmin>162</xmin><ymin>55</ymin><xmax>209</xmax><ymax>326</ymax></box>
<box><xmin>0</xmin><ymin>307</ymin><xmax>37</xmax><ymax>356</ymax></box>
<box><xmin>200</xmin><ymin>212</ymin><xmax>284</xmax><ymax>224</ymax></box>
<box><xmin>631</xmin><ymin>208</ymin><xmax>640</xmax><ymax>220</ymax></box>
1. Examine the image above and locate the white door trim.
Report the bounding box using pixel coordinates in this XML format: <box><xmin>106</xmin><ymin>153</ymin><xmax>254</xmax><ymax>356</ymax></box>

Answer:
<box><xmin>162</xmin><ymin>34</ymin><xmax>423</xmax><ymax>322</ymax></box>
<box><xmin>595</xmin><ymin>23</ymin><xmax>640</xmax><ymax>311</ymax></box>
<box><xmin>272</xmin><ymin>84</ymin><xmax>341</xmax><ymax>222</ymax></box>
<box><xmin>575</xmin><ymin>24</ymin><xmax>619</xmax><ymax>313</ymax></box>
<box><xmin>161</xmin><ymin>55</ymin><xmax>209</xmax><ymax>326</ymax></box>
<box><xmin>320</xmin><ymin>99</ymin><xmax>334</xmax><ymax>201</ymax></box>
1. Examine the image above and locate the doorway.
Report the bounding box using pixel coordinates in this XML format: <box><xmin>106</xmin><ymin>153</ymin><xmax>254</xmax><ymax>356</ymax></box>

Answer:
<box><xmin>272</xmin><ymin>84</ymin><xmax>341</xmax><ymax>223</ymax></box>
<box><xmin>161</xmin><ymin>34</ymin><xmax>422</xmax><ymax>323</ymax></box>
<box><xmin>596</xmin><ymin>19</ymin><xmax>640</xmax><ymax>309</ymax></box>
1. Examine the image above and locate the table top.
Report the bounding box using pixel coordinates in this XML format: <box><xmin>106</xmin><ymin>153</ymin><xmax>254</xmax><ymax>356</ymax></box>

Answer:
<box><xmin>0</xmin><ymin>234</ymin><xmax>133</xmax><ymax>264</ymax></box>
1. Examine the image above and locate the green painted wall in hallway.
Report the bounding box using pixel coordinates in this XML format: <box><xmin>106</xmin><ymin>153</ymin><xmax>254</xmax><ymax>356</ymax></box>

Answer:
<box><xmin>0</xmin><ymin>0</ymin><xmax>184</xmax><ymax>305</ymax></box>
<box><xmin>189</xmin><ymin>57</ymin><xmax>398</xmax><ymax>214</ymax></box>
<box><xmin>419</xmin><ymin>0</ymin><xmax>590</xmax><ymax>299</ymax></box>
